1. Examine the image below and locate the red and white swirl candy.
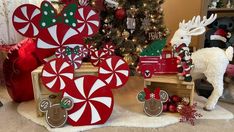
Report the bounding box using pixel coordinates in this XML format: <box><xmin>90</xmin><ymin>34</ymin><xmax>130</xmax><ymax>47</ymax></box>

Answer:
<box><xmin>37</xmin><ymin>24</ymin><xmax>84</xmax><ymax>50</ymax></box>
<box><xmin>98</xmin><ymin>56</ymin><xmax>130</xmax><ymax>89</ymax></box>
<box><xmin>90</xmin><ymin>50</ymin><xmax>108</xmax><ymax>66</ymax></box>
<box><xmin>77</xmin><ymin>46</ymin><xmax>88</xmax><ymax>58</ymax></box>
<box><xmin>75</xmin><ymin>6</ymin><xmax>100</xmax><ymax>37</ymax></box>
<box><xmin>85</xmin><ymin>44</ymin><xmax>96</xmax><ymax>56</ymax></box>
<box><xmin>12</xmin><ymin>4</ymin><xmax>41</xmax><ymax>37</ymax></box>
<box><xmin>41</xmin><ymin>58</ymin><xmax>74</xmax><ymax>93</ymax></box>
<box><xmin>65</xmin><ymin>53</ymin><xmax>83</xmax><ymax>69</ymax></box>
<box><xmin>63</xmin><ymin>75</ymin><xmax>114</xmax><ymax>126</ymax></box>
<box><xmin>55</xmin><ymin>47</ymin><xmax>66</xmax><ymax>58</ymax></box>
<box><xmin>103</xmin><ymin>44</ymin><xmax>115</xmax><ymax>55</ymax></box>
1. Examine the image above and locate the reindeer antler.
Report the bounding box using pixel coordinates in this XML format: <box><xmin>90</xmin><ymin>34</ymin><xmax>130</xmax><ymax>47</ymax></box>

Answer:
<box><xmin>179</xmin><ymin>14</ymin><xmax>217</xmax><ymax>31</ymax></box>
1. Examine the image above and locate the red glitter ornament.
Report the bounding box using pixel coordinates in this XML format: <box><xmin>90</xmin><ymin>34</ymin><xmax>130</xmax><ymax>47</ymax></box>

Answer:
<box><xmin>115</xmin><ymin>8</ymin><xmax>126</xmax><ymax>20</ymax></box>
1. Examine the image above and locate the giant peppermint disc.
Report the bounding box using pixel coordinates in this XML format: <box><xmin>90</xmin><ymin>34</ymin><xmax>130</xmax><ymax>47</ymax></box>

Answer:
<box><xmin>41</xmin><ymin>58</ymin><xmax>74</xmax><ymax>93</ymax></box>
<box><xmin>75</xmin><ymin>6</ymin><xmax>100</xmax><ymax>37</ymax></box>
<box><xmin>98</xmin><ymin>56</ymin><xmax>130</xmax><ymax>89</ymax></box>
<box><xmin>63</xmin><ymin>75</ymin><xmax>114</xmax><ymax>126</ymax></box>
<box><xmin>37</xmin><ymin>24</ymin><xmax>84</xmax><ymax>50</ymax></box>
<box><xmin>12</xmin><ymin>4</ymin><xmax>41</xmax><ymax>37</ymax></box>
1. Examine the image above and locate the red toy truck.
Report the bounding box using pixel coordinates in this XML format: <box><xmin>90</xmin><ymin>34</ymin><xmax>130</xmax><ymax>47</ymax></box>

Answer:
<box><xmin>138</xmin><ymin>50</ymin><xmax>177</xmax><ymax>78</ymax></box>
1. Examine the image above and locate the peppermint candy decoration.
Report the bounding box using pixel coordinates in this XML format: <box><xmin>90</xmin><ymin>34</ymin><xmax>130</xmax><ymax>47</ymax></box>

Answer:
<box><xmin>37</xmin><ymin>24</ymin><xmax>84</xmax><ymax>50</ymax></box>
<box><xmin>90</xmin><ymin>50</ymin><xmax>108</xmax><ymax>66</ymax></box>
<box><xmin>63</xmin><ymin>75</ymin><xmax>114</xmax><ymax>126</ymax></box>
<box><xmin>65</xmin><ymin>53</ymin><xmax>83</xmax><ymax>69</ymax></box>
<box><xmin>79</xmin><ymin>0</ymin><xmax>89</xmax><ymax>6</ymax></box>
<box><xmin>55</xmin><ymin>47</ymin><xmax>66</xmax><ymax>58</ymax></box>
<box><xmin>103</xmin><ymin>44</ymin><xmax>115</xmax><ymax>55</ymax></box>
<box><xmin>75</xmin><ymin>6</ymin><xmax>100</xmax><ymax>37</ymax></box>
<box><xmin>12</xmin><ymin>4</ymin><xmax>41</xmax><ymax>37</ymax></box>
<box><xmin>77</xmin><ymin>46</ymin><xmax>88</xmax><ymax>58</ymax></box>
<box><xmin>85</xmin><ymin>44</ymin><xmax>96</xmax><ymax>56</ymax></box>
<box><xmin>41</xmin><ymin>58</ymin><xmax>74</xmax><ymax>93</ymax></box>
<box><xmin>98</xmin><ymin>56</ymin><xmax>130</xmax><ymax>89</ymax></box>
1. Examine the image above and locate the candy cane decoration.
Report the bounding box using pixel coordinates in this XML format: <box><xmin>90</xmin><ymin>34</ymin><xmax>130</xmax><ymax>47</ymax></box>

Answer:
<box><xmin>63</xmin><ymin>75</ymin><xmax>114</xmax><ymax>126</ymax></box>
<box><xmin>98</xmin><ymin>56</ymin><xmax>130</xmax><ymax>89</ymax></box>
<box><xmin>37</xmin><ymin>24</ymin><xmax>84</xmax><ymax>50</ymax></box>
<box><xmin>76</xmin><ymin>6</ymin><xmax>100</xmax><ymax>37</ymax></box>
<box><xmin>103</xmin><ymin>44</ymin><xmax>115</xmax><ymax>55</ymax></box>
<box><xmin>12</xmin><ymin>4</ymin><xmax>41</xmax><ymax>37</ymax></box>
<box><xmin>55</xmin><ymin>47</ymin><xmax>66</xmax><ymax>58</ymax></box>
<box><xmin>90</xmin><ymin>50</ymin><xmax>108</xmax><ymax>66</ymax></box>
<box><xmin>65</xmin><ymin>53</ymin><xmax>83</xmax><ymax>69</ymax></box>
<box><xmin>41</xmin><ymin>58</ymin><xmax>74</xmax><ymax>93</ymax></box>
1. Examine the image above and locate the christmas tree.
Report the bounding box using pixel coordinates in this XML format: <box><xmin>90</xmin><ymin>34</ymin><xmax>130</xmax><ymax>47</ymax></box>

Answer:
<box><xmin>55</xmin><ymin>0</ymin><xmax>169</xmax><ymax>74</ymax></box>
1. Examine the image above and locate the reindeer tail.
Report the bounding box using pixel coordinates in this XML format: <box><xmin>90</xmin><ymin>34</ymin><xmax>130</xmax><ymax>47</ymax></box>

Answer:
<box><xmin>225</xmin><ymin>46</ymin><xmax>234</xmax><ymax>61</ymax></box>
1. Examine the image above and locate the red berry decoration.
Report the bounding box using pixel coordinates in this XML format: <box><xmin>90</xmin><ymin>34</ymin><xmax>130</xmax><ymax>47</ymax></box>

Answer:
<box><xmin>90</xmin><ymin>50</ymin><xmax>108</xmax><ymax>66</ymax></box>
<box><xmin>65</xmin><ymin>53</ymin><xmax>83</xmax><ymax>69</ymax></box>
<box><xmin>12</xmin><ymin>4</ymin><xmax>41</xmax><ymax>37</ymax></box>
<box><xmin>63</xmin><ymin>75</ymin><xmax>114</xmax><ymax>126</ymax></box>
<box><xmin>163</xmin><ymin>103</ymin><xmax>168</xmax><ymax>112</ymax></box>
<box><xmin>41</xmin><ymin>58</ymin><xmax>74</xmax><ymax>93</ymax></box>
<box><xmin>115</xmin><ymin>8</ymin><xmax>126</xmax><ymax>20</ymax></box>
<box><xmin>75</xmin><ymin>6</ymin><xmax>100</xmax><ymax>37</ymax></box>
<box><xmin>98</xmin><ymin>56</ymin><xmax>130</xmax><ymax>89</ymax></box>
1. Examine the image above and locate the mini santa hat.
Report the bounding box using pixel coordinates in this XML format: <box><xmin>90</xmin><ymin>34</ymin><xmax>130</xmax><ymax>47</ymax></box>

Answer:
<box><xmin>210</xmin><ymin>29</ymin><xmax>229</xmax><ymax>42</ymax></box>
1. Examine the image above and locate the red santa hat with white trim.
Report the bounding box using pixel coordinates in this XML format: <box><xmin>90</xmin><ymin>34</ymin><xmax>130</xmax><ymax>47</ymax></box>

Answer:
<box><xmin>210</xmin><ymin>29</ymin><xmax>230</xmax><ymax>42</ymax></box>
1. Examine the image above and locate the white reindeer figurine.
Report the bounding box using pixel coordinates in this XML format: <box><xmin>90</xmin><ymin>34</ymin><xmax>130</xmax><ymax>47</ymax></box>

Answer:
<box><xmin>171</xmin><ymin>14</ymin><xmax>234</xmax><ymax>111</ymax></box>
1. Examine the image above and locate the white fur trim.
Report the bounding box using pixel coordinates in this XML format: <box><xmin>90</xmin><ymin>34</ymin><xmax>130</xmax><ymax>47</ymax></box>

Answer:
<box><xmin>225</xmin><ymin>46</ymin><xmax>234</xmax><ymax>61</ymax></box>
<box><xmin>210</xmin><ymin>35</ymin><xmax>227</xmax><ymax>42</ymax></box>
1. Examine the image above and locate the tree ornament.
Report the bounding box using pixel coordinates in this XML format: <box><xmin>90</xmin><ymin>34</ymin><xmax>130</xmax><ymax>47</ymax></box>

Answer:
<box><xmin>105</xmin><ymin>0</ymin><xmax>119</xmax><ymax>9</ymax></box>
<box><xmin>123</xmin><ymin>54</ymin><xmax>133</xmax><ymax>65</ymax></box>
<box><xmin>98</xmin><ymin>56</ymin><xmax>130</xmax><ymax>89</ymax></box>
<box><xmin>41</xmin><ymin>58</ymin><xmax>74</xmax><ymax>93</ymax></box>
<box><xmin>126</xmin><ymin>17</ymin><xmax>136</xmax><ymax>33</ymax></box>
<box><xmin>122</xmin><ymin>30</ymin><xmax>130</xmax><ymax>39</ymax></box>
<box><xmin>63</xmin><ymin>76</ymin><xmax>114</xmax><ymax>126</ymax></box>
<box><xmin>103</xmin><ymin>43</ymin><xmax>115</xmax><ymax>55</ymax></box>
<box><xmin>12</xmin><ymin>4</ymin><xmax>41</xmax><ymax>37</ymax></box>
<box><xmin>141</xmin><ymin>17</ymin><xmax>151</xmax><ymax>32</ymax></box>
<box><xmin>85</xmin><ymin>44</ymin><xmax>96</xmax><ymax>56</ymax></box>
<box><xmin>115</xmin><ymin>8</ymin><xmax>126</xmax><ymax>20</ymax></box>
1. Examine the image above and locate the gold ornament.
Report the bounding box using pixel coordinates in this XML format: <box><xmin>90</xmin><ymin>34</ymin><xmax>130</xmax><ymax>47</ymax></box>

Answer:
<box><xmin>123</xmin><ymin>54</ymin><xmax>133</xmax><ymax>64</ymax></box>
<box><xmin>122</xmin><ymin>30</ymin><xmax>130</xmax><ymax>39</ymax></box>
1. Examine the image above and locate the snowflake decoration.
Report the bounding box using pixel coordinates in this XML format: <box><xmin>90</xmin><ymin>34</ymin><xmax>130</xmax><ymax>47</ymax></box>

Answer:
<box><xmin>141</xmin><ymin>17</ymin><xmax>151</xmax><ymax>32</ymax></box>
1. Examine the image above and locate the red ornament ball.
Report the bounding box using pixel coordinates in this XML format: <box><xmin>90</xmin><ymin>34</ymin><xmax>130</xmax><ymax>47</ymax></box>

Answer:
<box><xmin>171</xmin><ymin>95</ymin><xmax>182</xmax><ymax>103</ymax></box>
<box><xmin>169</xmin><ymin>104</ymin><xmax>177</xmax><ymax>113</ymax></box>
<box><xmin>163</xmin><ymin>103</ymin><xmax>168</xmax><ymax>112</ymax></box>
<box><xmin>115</xmin><ymin>8</ymin><xmax>126</xmax><ymax>20</ymax></box>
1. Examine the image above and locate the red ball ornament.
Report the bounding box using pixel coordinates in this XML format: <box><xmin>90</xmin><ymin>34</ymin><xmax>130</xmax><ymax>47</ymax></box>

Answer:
<box><xmin>171</xmin><ymin>95</ymin><xmax>182</xmax><ymax>103</ymax></box>
<box><xmin>115</xmin><ymin>8</ymin><xmax>126</xmax><ymax>20</ymax></box>
<box><xmin>163</xmin><ymin>103</ymin><xmax>168</xmax><ymax>112</ymax></box>
<box><xmin>169</xmin><ymin>104</ymin><xmax>177</xmax><ymax>113</ymax></box>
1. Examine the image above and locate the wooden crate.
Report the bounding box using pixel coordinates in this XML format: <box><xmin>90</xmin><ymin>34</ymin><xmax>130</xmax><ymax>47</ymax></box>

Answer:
<box><xmin>31</xmin><ymin>62</ymin><xmax>98</xmax><ymax>116</ymax></box>
<box><xmin>144</xmin><ymin>75</ymin><xmax>194</xmax><ymax>105</ymax></box>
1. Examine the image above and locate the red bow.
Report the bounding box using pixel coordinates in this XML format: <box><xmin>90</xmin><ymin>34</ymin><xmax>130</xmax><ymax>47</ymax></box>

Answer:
<box><xmin>144</xmin><ymin>88</ymin><xmax>160</xmax><ymax>100</ymax></box>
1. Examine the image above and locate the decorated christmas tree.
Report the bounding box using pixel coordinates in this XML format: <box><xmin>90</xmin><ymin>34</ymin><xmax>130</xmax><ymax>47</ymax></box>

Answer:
<box><xmin>55</xmin><ymin>0</ymin><xmax>169</xmax><ymax>74</ymax></box>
